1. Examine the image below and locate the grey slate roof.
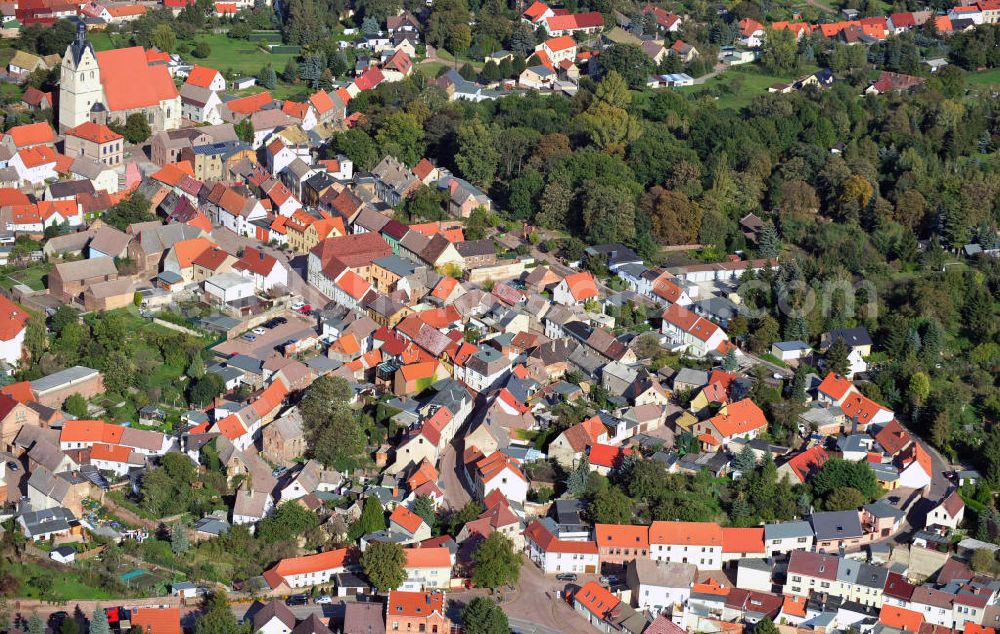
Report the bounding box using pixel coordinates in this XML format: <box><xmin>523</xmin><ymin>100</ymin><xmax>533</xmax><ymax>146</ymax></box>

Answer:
<box><xmin>810</xmin><ymin>510</ymin><xmax>864</xmax><ymax>541</ymax></box>
<box><xmin>763</xmin><ymin>520</ymin><xmax>813</xmax><ymax>541</ymax></box>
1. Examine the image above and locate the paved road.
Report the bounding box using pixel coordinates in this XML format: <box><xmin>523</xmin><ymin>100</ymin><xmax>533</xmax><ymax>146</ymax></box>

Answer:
<box><xmin>500</xmin><ymin>555</ymin><xmax>595</xmax><ymax>634</ymax></box>
<box><xmin>438</xmin><ymin>434</ymin><xmax>472</xmax><ymax>511</ymax></box>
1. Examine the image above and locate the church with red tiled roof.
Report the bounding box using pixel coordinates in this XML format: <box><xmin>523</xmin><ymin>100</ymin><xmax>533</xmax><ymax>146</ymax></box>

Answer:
<box><xmin>58</xmin><ymin>24</ymin><xmax>181</xmax><ymax>133</ymax></box>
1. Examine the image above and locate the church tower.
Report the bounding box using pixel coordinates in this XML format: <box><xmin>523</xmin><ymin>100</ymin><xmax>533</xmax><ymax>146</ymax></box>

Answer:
<box><xmin>58</xmin><ymin>24</ymin><xmax>104</xmax><ymax>132</ymax></box>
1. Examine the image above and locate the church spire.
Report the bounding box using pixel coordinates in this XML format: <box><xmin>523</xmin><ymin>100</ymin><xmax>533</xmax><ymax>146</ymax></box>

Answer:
<box><xmin>69</xmin><ymin>22</ymin><xmax>95</xmax><ymax>67</ymax></box>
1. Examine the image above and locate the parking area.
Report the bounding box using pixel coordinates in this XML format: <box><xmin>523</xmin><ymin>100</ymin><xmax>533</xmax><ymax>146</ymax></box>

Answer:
<box><xmin>211</xmin><ymin>313</ymin><xmax>317</xmax><ymax>358</ymax></box>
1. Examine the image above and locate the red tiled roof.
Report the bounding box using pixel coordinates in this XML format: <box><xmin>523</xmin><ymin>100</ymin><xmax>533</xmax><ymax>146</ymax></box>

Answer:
<box><xmin>185</xmin><ymin>65</ymin><xmax>221</xmax><ymax>89</ymax></box>
<box><xmin>390</xmin><ymin>505</ymin><xmax>426</xmax><ymax>534</ymax></box>
<box><xmin>721</xmin><ymin>527</ymin><xmax>764</xmax><ymax>553</ymax></box>
<box><xmin>5</xmin><ymin>121</ymin><xmax>55</xmax><ymax>148</ymax></box>
<box><xmin>574</xmin><ymin>581</ymin><xmax>619</xmax><ymax>618</ymax></box>
<box><xmin>66</xmin><ymin>121</ymin><xmax>121</xmax><ymax>145</ymax></box>
<box><xmin>545</xmin><ymin>10</ymin><xmax>603</xmax><ymax>31</ymax></box>
<box><xmin>226</xmin><ymin>91</ymin><xmax>273</xmax><ymax>115</ymax></box>
<box><xmin>595</xmin><ymin>523</ymin><xmax>648</xmax><ymax>549</ymax></box>
<box><xmin>0</xmin><ymin>294</ymin><xmax>28</xmax><ymax>341</ymax></box>
<box><xmin>875</xmin><ymin>419</ymin><xmax>911</xmax><ymax>455</ymax></box>
<box><xmin>60</xmin><ymin>420</ymin><xmax>124</xmax><ymax>444</ymax></box>
<box><xmin>263</xmin><ymin>548</ymin><xmax>352</xmax><ymax>588</ymax></box>
<box><xmin>880</xmin><ymin>605</ymin><xmax>924</xmax><ymax>632</ymax></box>
<box><xmin>783</xmin><ymin>445</ymin><xmax>829</xmax><ymax>483</ymax></box>
<box><xmin>95</xmin><ymin>47</ymin><xmax>178</xmax><ymax>112</ymax></box>
<box><xmin>587</xmin><ymin>443</ymin><xmax>631</xmax><ymax>469</ymax></box>
<box><xmin>649</xmin><ymin>521</ymin><xmax>723</xmax><ymax>546</ymax></box>
<box><xmin>708</xmin><ymin>398</ymin><xmax>767</xmax><ymax>438</ymax></box>
<box><xmin>387</xmin><ymin>591</ymin><xmax>446</xmax><ymax>618</ymax></box>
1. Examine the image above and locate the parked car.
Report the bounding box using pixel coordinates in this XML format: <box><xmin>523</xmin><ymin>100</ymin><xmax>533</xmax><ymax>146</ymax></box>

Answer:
<box><xmin>264</xmin><ymin>317</ymin><xmax>287</xmax><ymax>328</ymax></box>
<box><xmin>7</xmin><ymin>461</ymin><xmax>17</xmax><ymax>471</ymax></box>
<box><xmin>555</xmin><ymin>573</ymin><xmax>577</xmax><ymax>582</ymax></box>
<box><xmin>285</xmin><ymin>594</ymin><xmax>309</xmax><ymax>606</ymax></box>
<box><xmin>290</xmin><ymin>300</ymin><xmax>305</xmax><ymax>310</ymax></box>
<box><xmin>252</xmin><ymin>327</ymin><xmax>266</xmax><ymax>335</ymax></box>
<box><xmin>600</xmin><ymin>575</ymin><xmax>619</xmax><ymax>586</ymax></box>
<box><xmin>297</xmin><ymin>304</ymin><xmax>312</xmax><ymax>314</ymax></box>
<box><xmin>242</xmin><ymin>334</ymin><xmax>256</xmax><ymax>342</ymax></box>
<box><xmin>315</xmin><ymin>595</ymin><xmax>333</xmax><ymax>604</ymax></box>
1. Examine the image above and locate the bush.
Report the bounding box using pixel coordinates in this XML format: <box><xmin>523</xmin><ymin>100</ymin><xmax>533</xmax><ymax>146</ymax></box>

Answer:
<box><xmin>192</xmin><ymin>41</ymin><xmax>212</xmax><ymax>58</ymax></box>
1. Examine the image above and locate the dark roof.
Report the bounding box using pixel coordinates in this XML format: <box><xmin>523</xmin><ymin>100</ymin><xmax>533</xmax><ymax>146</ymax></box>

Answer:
<box><xmin>456</xmin><ymin>239</ymin><xmax>496</xmax><ymax>258</ymax></box>
<box><xmin>825</xmin><ymin>327</ymin><xmax>873</xmax><ymax>348</ymax></box>
<box><xmin>810</xmin><ymin>510</ymin><xmax>864</xmax><ymax>541</ymax></box>
<box><xmin>252</xmin><ymin>600</ymin><xmax>296</xmax><ymax>631</ymax></box>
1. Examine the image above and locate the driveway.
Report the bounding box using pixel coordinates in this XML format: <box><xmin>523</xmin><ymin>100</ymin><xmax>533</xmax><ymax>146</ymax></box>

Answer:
<box><xmin>438</xmin><ymin>436</ymin><xmax>471</xmax><ymax>511</ymax></box>
<box><xmin>501</xmin><ymin>555</ymin><xmax>597</xmax><ymax>633</ymax></box>
<box><xmin>211</xmin><ymin>313</ymin><xmax>317</xmax><ymax>358</ymax></box>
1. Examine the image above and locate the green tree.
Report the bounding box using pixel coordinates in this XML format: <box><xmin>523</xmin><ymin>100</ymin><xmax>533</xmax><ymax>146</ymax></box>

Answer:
<box><xmin>63</xmin><ymin>393</ymin><xmax>88</xmax><ymax>418</ymax></box>
<box><xmin>812</xmin><ymin>458</ymin><xmax>879</xmax><ymax>500</ymax></box>
<box><xmin>758</xmin><ymin>224</ymin><xmax>781</xmax><ymax>258</ymax></box>
<box><xmin>566</xmin><ymin>458</ymin><xmax>589</xmax><ymax>496</ymax></box>
<box><xmin>258</xmin><ymin>502</ymin><xmax>320</xmax><ymax>543</ymax></box>
<box><xmin>189</xmin><ymin>373</ymin><xmax>225</xmax><ymax>406</ymax></box>
<box><xmin>104</xmin><ymin>192</ymin><xmax>154</xmax><ymax>230</ymax></box>
<box><xmin>824</xmin><ymin>486</ymin><xmax>866</xmax><ymax>511</ymax></box>
<box><xmin>235</xmin><ymin>118</ymin><xmax>254</xmax><ymax>144</ymax></box>
<box><xmin>111</xmin><ymin>113</ymin><xmax>152</xmax><ymax>144</ymax></box>
<box><xmin>480</xmin><ymin>60</ymin><xmax>501</xmax><ymax>83</ymax></box>
<box><xmin>361</xmin><ymin>541</ymin><xmax>407</xmax><ymax>592</ymax></box>
<box><xmin>971</xmin><ymin>549</ymin><xmax>996</xmax><ymax>574</ymax></box>
<box><xmin>350</xmin><ymin>495</ymin><xmax>387</xmax><ymax>541</ymax></box>
<box><xmin>963</xmin><ymin>283</ymin><xmax>995</xmax><ymax>344</ymax></box>
<box><xmin>28</xmin><ymin>612</ymin><xmax>43</xmax><ymax>634</ymax></box>
<box><xmin>734</xmin><ymin>445</ymin><xmax>757</xmax><ymax>474</ymax></box>
<box><xmin>471</xmin><ymin>532</ymin><xmax>521</xmax><ymax>589</ymax></box>
<box><xmin>462</xmin><ymin>597</ymin><xmax>510</xmax><ymax>634</ymax></box>
<box><xmin>192</xmin><ymin>41</ymin><xmax>212</xmax><ymax>58</ymax></box>
<box><xmin>588</xmin><ymin>486</ymin><xmax>633</xmax><ymax>524</ymax></box>
<box><xmin>150</xmin><ymin>24</ymin><xmax>176</xmax><ymax>52</ymax></box>
<box><xmin>455</xmin><ymin>118</ymin><xmax>500</xmax><ymax>188</ymax></box>
<box><xmin>194</xmin><ymin>592</ymin><xmax>249</xmax><ymax>634</ymax></box>
<box><xmin>170</xmin><ymin>523</ymin><xmax>189</xmax><ymax>554</ymax></box>
<box><xmin>283</xmin><ymin>0</ymin><xmax>324</xmax><ymax>45</ymax></box>
<box><xmin>576</xmin><ymin>71</ymin><xmax>641</xmax><ymax>154</ymax></box>
<box><xmin>60</xmin><ymin>617</ymin><xmax>80</xmax><ymax>634</ymax></box>
<box><xmin>908</xmin><ymin>372</ymin><xmax>930</xmax><ymax>406</ymax></box>
<box><xmin>762</xmin><ymin>27</ymin><xmax>797</xmax><ymax>72</ymax></box>
<box><xmin>598</xmin><ymin>44</ymin><xmax>654</xmax><ymax>89</ymax></box>
<box><xmin>335</xmin><ymin>128</ymin><xmax>379</xmax><ymax>171</ymax></box>
<box><xmin>89</xmin><ymin>607</ymin><xmax>111</xmax><ymax>634</ymax></box>
<box><xmin>825</xmin><ymin>338</ymin><xmax>851</xmax><ymax>377</ymax></box>
<box><xmin>375</xmin><ymin>112</ymin><xmax>424</xmax><ymax>167</ymax></box>
<box><xmin>187</xmin><ymin>353</ymin><xmax>205</xmax><ymax>379</ymax></box>
<box><xmin>412</xmin><ymin>495</ymin><xmax>436</xmax><ymax>527</ymax></box>
<box><xmin>756</xmin><ymin>618</ymin><xmax>780</xmax><ymax>634</ymax></box>
<box><xmin>749</xmin><ymin>315</ymin><xmax>779</xmax><ymax>354</ymax></box>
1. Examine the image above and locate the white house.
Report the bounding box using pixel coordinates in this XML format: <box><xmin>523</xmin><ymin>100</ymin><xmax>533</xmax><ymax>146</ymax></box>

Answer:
<box><xmin>926</xmin><ymin>490</ymin><xmax>965</xmax><ymax>530</ymax></box>
<box><xmin>0</xmin><ymin>295</ymin><xmax>27</xmax><ymax>366</ymax></box>
<box><xmin>204</xmin><ymin>272</ymin><xmax>256</xmax><ymax>304</ymax></box>
<box><xmin>626</xmin><ymin>559</ymin><xmax>697</xmax><ymax>614</ymax></box>
<box><xmin>471</xmin><ymin>451</ymin><xmax>528</xmax><ymax>505</ymax></box>
<box><xmin>524</xmin><ymin>519</ymin><xmax>600</xmax><ymax>575</ymax></box>
<box><xmin>262</xmin><ymin>549</ymin><xmax>350</xmax><ymax>590</ymax></box>
<box><xmin>649</xmin><ymin>521</ymin><xmax>723</xmax><ymax>570</ymax></box>
<box><xmin>90</xmin><ymin>443</ymin><xmax>145</xmax><ymax>476</ymax></box>
<box><xmin>661</xmin><ymin>303</ymin><xmax>729</xmax><ymax>357</ymax></box>
<box><xmin>897</xmin><ymin>443</ymin><xmax>932</xmax><ymax>490</ymax></box>
<box><xmin>10</xmin><ymin>146</ymin><xmax>58</xmax><ymax>184</ymax></box>
<box><xmin>330</xmin><ymin>269</ymin><xmax>373</xmax><ymax>311</ymax></box>
<box><xmin>553</xmin><ymin>271</ymin><xmax>599</xmax><ymax>306</ymax></box>
<box><xmin>232</xmin><ymin>247</ymin><xmax>288</xmax><ymax>292</ymax></box>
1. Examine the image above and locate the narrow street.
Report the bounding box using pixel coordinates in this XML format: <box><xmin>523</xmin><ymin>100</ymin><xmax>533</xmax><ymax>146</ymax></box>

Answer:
<box><xmin>501</xmin><ymin>555</ymin><xmax>595</xmax><ymax>633</ymax></box>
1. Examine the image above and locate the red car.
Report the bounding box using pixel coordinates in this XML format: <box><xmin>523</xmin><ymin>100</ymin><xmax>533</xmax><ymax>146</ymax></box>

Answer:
<box><xmin>297</xmin><ymin>304</ymin><xmax>312</xmax><ymax>314</ymax></box>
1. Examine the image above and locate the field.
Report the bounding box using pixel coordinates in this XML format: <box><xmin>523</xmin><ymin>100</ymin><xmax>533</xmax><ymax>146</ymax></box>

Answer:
<box><xmin>88</xmin><ymin>31</ymin><xmax>299</xmax><ymax>77</ymax></box>
<box><xmin>0</xmin><ymin>262</ymin><xmax>49</xmax><ymax>292</ymax></box>
<box><xmin>968</xmin><ymin>68</ymin><xmax>1000</xmax><ymax>86</ymax></box>
<box><xmin>678</xmin><ymin>64</ymin><xmax>820</xmax><ymax>110</ymax></box>
<box><xmin>9</xmin><ymin>560</ymin><xmax>113</xmax><ymax>601</ymax></box>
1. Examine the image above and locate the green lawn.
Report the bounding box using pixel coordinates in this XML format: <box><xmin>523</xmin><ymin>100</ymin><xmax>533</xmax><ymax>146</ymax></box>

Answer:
<box><xmin>89</xmin><ymin>31</ymin><xmax>299</xmax><ymax>77</ymax></box>
<box><xmin>968</xmin><ymin>68</ymin><xmax>1000</xmax><ymax>86</ymax></box>
<box><xmin>0</xmin><ymin>262</ymin><xmax>49</xmax><ymax>291</ymax></box>
<box><xmin>9</xmin><ymin>560</ymin><xmax>113</xmax><ymax>601</ymax></box>
<box><xmin>678</xmin><ymin>64</ymin><xmax>820</xmax><ymax>110</ymax></box>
